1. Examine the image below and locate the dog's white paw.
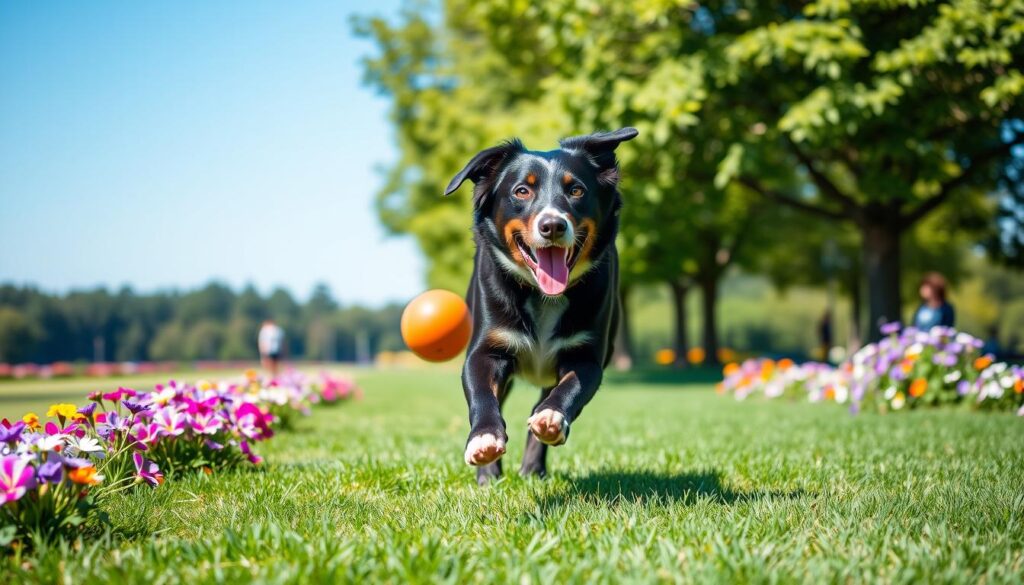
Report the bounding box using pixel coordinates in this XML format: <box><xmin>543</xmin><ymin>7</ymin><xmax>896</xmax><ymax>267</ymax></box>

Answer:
<box><xmin>528</xmin><ymin>409</ymin><xmax>568</xmax><ymax>446</ymax></box>
<box><xmin>464</xmin><ymin>433</ymin><xmax>506</xmax><ymax>466</ymax></box>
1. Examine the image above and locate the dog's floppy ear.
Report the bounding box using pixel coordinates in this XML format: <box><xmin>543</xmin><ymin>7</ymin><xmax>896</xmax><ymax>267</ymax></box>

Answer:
<box><xmin>444</xmin><ymin>140</ymin><xmax>523</xmax><ymax>206</ymax></box>
<box><xmin>559</xmin><ymin>127</ymin><xmax>638</xmax><ymax>185</ymax></box>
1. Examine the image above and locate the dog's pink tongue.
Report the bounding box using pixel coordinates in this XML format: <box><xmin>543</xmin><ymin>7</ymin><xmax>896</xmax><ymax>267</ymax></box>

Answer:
<box><xmin>535</xmin><ymin>247</ymin><xmax>569</xmax><ymax>295</ymax></box>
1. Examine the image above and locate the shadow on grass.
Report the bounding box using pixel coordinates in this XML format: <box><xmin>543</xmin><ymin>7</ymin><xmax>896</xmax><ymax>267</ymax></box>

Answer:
<box><xmin>537</xmin><ymin>469</ymin><xmax>804</xmax><ymax>510</ymax></box>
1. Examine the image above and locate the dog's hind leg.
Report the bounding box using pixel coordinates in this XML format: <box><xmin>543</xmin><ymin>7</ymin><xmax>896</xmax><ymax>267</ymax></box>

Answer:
<box><xmin>519</xmin><ymin>387</ymin><xmax>552</xmax><ymax>478</ymax></box>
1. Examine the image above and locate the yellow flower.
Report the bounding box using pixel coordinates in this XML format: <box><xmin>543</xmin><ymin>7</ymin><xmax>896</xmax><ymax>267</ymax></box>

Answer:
<box><xmin>197</xmin><ymin>380</ymin><xmax>213</xmax><ymax>391</ymax></box>
<box><xmin>46</xmin><ymin>403</ymin><xmax>77</xmax><ymax>419</ymax></box>
<box><xmin>22</xmin><ymin>413</ymin><xmax>40</xmax><ymax>430</ymax></box>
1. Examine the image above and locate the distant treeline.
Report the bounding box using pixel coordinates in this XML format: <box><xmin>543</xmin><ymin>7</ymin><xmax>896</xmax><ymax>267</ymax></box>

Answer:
<box><xmin>0</xmin><ymin>282</ymin><xmax>404</xmax><ymax>364</ymax></box>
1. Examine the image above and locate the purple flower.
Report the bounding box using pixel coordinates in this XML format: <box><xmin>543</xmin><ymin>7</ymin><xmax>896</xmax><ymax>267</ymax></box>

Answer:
<box><xmin>0</xmin><ymin>455</ymin><xmax>35</xmax><ymax>503</ymax></box>
<box><xmin>235</xmin><ymin>403</ymin><xmax>273</xmax><ymax>441</ymax></box>
<box><xmin>204</xmin><ymin>439</ymin><xmax>224</xmax><ymax>451</ymax></box>
<box><xmin>132</xmin><ymin>453</ymin><xmax>164</xmax><ymax>486</ymax></box>
<box><xmin>128</xmin><ymin>422</ymin><xmax>161</xmax><ymax>450</ymax></box>
<box><xmin>37</xmin><ymin>455</ymin><xmax>64</xmax><ymax>484</ymax></box>
<box><xmin>932</xmin><ymin>352</ymin><xmax>957</xmax><ymax>367</ymax></box>
<box><xmin>0</xmin><ymin>421</ymin><xmax>26</xmax><ymax>443</ymax></box>
<box><xmin>123</xmin><ymin>399</ymin><xmax>149</xmax><ymax>415</ymax></box>
<box><xmin>97</xmin><ymin>412</ymin><xmax>131</xmax><ymax>440</ymax></box>
<box><xmin>62</xmin><ymin>456</ymin><xmax>93</xmax><ymax>469</ymax></box>
<box><xmin>957</xmin><ymin>380</ymin><xmax>971</xmax><ymax>396</ymax></box>
<box><xmin>889</xmin><ymin>366</ymin><xmax>908</xmax><ymax>382</ymax></box>
<box><xmin>880</xmin><ymin>322</ymin><xmax>901</xmax><ymax>335</ymax></box>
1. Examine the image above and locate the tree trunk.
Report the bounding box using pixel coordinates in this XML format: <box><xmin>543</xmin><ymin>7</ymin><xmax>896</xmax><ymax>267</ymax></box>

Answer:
<box><xmin>612</xmin><ymin>285</ymin><xmax>634</xmax><ymax>371</ymax></box>
<box><xmin>699</xmin><ymin>275</ymin><xmax>720</xmax><ymax>367</ymax></box>
<box><xmin>861</xmin><ymin>219</ymin><xmax>903</xmax><ymax>341</ymax></box>
<box><xmin>669</xmin><ymin>280</ymin><xmax>690</xmax><ymax>368</ymax></box>
<box><xmin>848</xmin><ymin>269</ymin><xmax>863</xmax><ymax>352</ymax></box>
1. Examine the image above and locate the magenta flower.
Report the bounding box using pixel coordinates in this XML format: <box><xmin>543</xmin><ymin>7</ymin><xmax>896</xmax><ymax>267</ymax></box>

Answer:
<box><xmin>132</xmin><ymin>453</ymin><xmax>164</xmax><ymax>486</ymax></box>
<box><xmin>235</xmin><ymin>403</ymin><xmax>273</xmax><ymax>441</ymax></box>
<box><xmin>128</xmin><ymin>422</ymin><xmax>161</xmax><ymax>450</ymax></box>
<box><xmin>154</xmin><ymin>408</ymin><xmax>186</xmax><ymax>437</ymax></box>
<box><xmin>189</xmin><ymin>411</ymin><xmax>222</xmax><ymax>435</ymax></box>
<box><xmin>0</xmin><ymin>455</ymin><xmax>36</xmax><ymax>503</ymax></box>
<box><xmin>240</xmin><ymin>440</ymin><xmax>263</xmax><ymax>465</ymax></box>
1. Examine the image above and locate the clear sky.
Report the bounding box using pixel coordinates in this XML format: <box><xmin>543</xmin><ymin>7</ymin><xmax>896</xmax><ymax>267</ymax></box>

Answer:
<box><xmin>0</xmin><ymin>0</ymin><xmax>424</xmax><ymax>306</ymax></box>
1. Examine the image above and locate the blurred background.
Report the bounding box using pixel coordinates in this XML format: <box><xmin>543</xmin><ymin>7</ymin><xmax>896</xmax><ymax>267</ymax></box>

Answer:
<box><xmin>1</xmin><ymin>0</ymin><xmax>1022</xmax><ymax>378</ymax></box>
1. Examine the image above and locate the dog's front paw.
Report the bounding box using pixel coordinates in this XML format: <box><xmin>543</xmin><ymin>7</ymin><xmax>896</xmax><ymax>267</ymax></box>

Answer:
<box><xmin>528</xmin><ymin>409</ymin><xmax>569</xmax><ymax>446</ymax></box>
<box><xmin>464</xmin><ymin>433</ymin><xmax>506</xmax><ymax>466</ymax></box>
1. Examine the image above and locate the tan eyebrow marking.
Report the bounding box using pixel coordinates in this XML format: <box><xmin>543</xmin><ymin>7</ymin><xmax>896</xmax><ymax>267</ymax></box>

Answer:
<box><xmin>563</xmin><ymin>172</ymin><xmax>573</xmax><ymax>185</ymax></box>
<box><xmin>526</xmin><ymin>173</ymin><xmax>537</xmax><ymax>185</ymax></box>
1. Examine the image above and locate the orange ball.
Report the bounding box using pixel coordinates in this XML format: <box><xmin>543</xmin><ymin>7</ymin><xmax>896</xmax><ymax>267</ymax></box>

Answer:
<box><xmin>401</xmin><ymin>289</ymin><xmax>472</xmax><ymax>362</ymax></box>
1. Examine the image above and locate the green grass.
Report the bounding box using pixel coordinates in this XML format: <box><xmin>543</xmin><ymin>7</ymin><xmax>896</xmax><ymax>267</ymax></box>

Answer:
<box><xmin>3</xmin><ymin>369</ymin><xmax>1024</xmax><ymax>583</ymax></box>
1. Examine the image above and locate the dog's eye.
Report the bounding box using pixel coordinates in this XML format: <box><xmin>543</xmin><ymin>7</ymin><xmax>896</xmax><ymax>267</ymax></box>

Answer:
<box><xmin>570</xmin><ymin>185</ymin><xmax>585</xmax><ymax>198</ymax></box>
<box><xmin>514</xmin><ymin>186</ymin><xmax>532</xmax><ymax>199</ymax></box>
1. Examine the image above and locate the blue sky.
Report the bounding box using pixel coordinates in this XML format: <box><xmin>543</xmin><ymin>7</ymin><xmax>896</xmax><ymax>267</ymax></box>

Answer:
<box><xmin>0</xmin><ymin>0</ymin><xmax>424</xmax><ymax>306</ymax></box>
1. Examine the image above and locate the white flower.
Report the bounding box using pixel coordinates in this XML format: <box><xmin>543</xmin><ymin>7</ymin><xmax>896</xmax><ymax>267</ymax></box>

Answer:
<box><xmin>67</xmin><ymin>435</ymin><xmax>104</xmax><ymax>456</ymax></box>
<box><xmin>36</xmin><ymin>435</ymin><xmax>64</xmax><ymax>452</ymax></box>
<box><xmin>834</xmin><ymin>386</ymin><xmax>849</xmax><ymax>404</ymax></box>
<box><xmin>943</xmin><ymin>370</ymin><xmax>962</xmax><ymax>384</ymax></box>
<box><xmin>905</xmin><ymin>343</ymin><xmax>924</xmax><ymax>357</ymax></box>
<box><xmin>955</xmin><ymin>332</ymin><xmax>975</xmax><ymax>345</ymax></box>
<box><xmin>892</xmin><ymin>393</ymin><xmax>906</xmax><ymax>410</ymax></box>
<box><xmin>884</xmin><ymin>386</ymin><xmax>897</xmax><ymax>400</ymax></box>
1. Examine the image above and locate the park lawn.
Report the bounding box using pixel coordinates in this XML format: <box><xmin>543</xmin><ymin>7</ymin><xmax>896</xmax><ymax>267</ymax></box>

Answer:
<box><xmin>3</xmin><ymin>369</ymin><xmax>1023</xmax><ymax>583</ymax></box>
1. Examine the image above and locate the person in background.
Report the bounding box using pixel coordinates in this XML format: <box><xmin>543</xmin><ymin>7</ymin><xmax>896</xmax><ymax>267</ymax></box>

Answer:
<box><xmin>912</xmin><ymin>272</ymin><xmax>955</xmax><ymax>331</ymax></box>
<box><xmin>258</xmin><ymin>319</ymin><xmax>285</xmax><ymax>378</ymax></box>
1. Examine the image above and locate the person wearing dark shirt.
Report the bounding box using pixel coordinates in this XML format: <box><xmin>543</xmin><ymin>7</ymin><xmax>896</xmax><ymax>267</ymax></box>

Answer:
<box><xmin>912</xmin><ymin>272</ymin><xmax>955</xmax><ymax>331</ymax></box>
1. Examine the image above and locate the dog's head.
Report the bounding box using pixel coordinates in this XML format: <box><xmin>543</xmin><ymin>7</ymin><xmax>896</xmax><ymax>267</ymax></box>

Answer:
<box><xmin>445</xmin><ymin>128</ymin><xmax>638</xmax><ymax>296</ymax></box>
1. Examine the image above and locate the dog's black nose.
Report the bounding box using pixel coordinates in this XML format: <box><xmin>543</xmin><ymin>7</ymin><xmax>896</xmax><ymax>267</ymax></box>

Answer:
<box><xmin>537</xmin><ymin>216</ymin><xmax>568</xmax><ymax>240</ymax></box>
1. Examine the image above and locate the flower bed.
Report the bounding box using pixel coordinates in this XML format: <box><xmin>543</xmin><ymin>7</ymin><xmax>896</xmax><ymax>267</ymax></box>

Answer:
<box><xmin>719</xmin><ymin>324</ymin><xmax>1023</xmax><ymax>416</ymax></box>
<box><xmin>0</xmin><ymin>370</ymin><xmax>359</xmax><ymax>547</ymax></box>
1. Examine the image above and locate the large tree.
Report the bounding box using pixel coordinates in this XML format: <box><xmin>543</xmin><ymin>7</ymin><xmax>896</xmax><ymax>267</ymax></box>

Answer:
<box><xmin>715</xmin><ymin>0</ymin><xmax>1024</xmax><ymax>338</ymax></box>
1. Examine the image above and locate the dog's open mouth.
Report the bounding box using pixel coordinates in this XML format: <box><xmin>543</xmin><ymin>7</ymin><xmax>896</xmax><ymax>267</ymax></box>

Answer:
<box><xmin>514</xmin><ymin>233</ymin><xmax>580</xmax><ymax>296</ymax></box>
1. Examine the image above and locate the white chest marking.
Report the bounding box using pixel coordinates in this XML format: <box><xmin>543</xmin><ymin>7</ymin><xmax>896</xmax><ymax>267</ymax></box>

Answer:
<box><xmin>489</xmin><ymin>297</ymin><xmax>592</xmax><ymax>388</ymax></box>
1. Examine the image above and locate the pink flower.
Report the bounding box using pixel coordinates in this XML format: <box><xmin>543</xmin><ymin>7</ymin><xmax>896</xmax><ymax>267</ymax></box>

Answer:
<box><xmin>0</xmin><ymin>455</ymin><xmax>35</xmax><ymax>503</ymax></box>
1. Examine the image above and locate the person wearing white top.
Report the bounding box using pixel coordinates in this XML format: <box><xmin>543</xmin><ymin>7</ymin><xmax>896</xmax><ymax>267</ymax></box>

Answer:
<box><xmin>258</xmin><ymin>320</ymin><xmax>285</xmax><ymax>377</ymax></box>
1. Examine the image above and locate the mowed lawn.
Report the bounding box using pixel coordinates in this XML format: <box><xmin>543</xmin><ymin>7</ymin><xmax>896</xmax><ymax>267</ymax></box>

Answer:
<box><xmin>3</xmin><ymin>369</ymin><xmax>1024</xmax><ymax>583</ymax></box>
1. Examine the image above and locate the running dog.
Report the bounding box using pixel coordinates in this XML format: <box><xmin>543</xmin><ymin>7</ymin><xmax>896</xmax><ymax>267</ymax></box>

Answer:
<box><xmin>443</xmin><ymin>127</ymin><xmax>638</xmax><ymax>484</ymax></box>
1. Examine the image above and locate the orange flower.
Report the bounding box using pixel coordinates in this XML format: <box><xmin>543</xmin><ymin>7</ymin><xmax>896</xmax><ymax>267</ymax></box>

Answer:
<box><xmin>760</xmin><ymin>359</ymin><xmax>775</xmax><ymax>380</ymax></box>
<box><xmin>900</xmin><ymin>359</ymin><xmax>914</xmax><ymax>374</ymax></box>
<box><xmin>824</xmin><ymin>386</ymin><xmax>836</xmax><ymax>400</ymax></box>
<box><xmin>778</xmin><ymin>358</ymin><xmax>794</xmax><ymax>371</ymax></box>
<box><xmin>68</xmin><ymin>466</ymin><xmax>103</xmax><ymax>486</ymax></box>
<box><xmin>973</xmin><ymin>356</ymin><xmax>993</xmax><ymax>370</ymax></box>
<box><xmin>687</xmin><ymin>347</ymin><xmax>705</xmax><ymax>365</ymax></box>
<box><xmin>22</xmin><ymin>413</ymin><xmax>40</xmax><ymax>430</ymax></box>
<box><xmin>909</xmin><ymin>378</ymin><xmax>927</xmax><ymax>398</ymax></box>
<box><xmin>723</xmin><ymin>363</ymin><xmax>740</xmax><ymax>377</ymax></box>
<box><xmin>244</xmin><ymin>369</ymin><xmax>259</xmax><ymax>381</ymax></box>
<box><xmin>715</xmin><ymin>382</ymin><xmax>725</xmax><ymax>395</ymax></box>
<box><xmin>1014</xmin><ymin>379</ymin><xmax>1023</xmax><ymax>394</ymax></box>
<box><xmin>654</xmin><ymin>349</ymin><xmax>676</xmax><ymax>366</ymax></box>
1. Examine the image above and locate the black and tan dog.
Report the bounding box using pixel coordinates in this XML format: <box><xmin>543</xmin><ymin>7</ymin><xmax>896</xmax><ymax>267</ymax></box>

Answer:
<box><xmin>444</xmin><ymin>127</ymin><xmax>638</xmax><ymax>484</ymax></box>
